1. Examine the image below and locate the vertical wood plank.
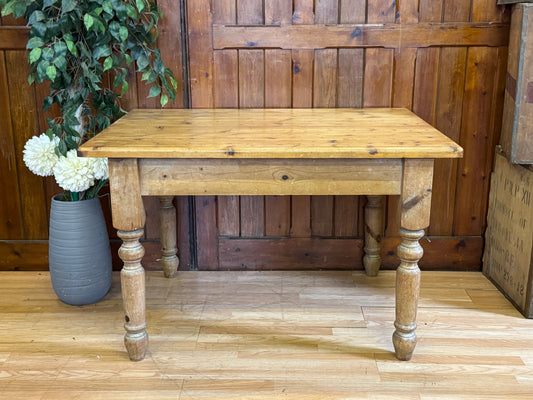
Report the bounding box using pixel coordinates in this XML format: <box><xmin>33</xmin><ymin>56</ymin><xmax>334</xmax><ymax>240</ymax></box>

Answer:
<box><xmin>157</xmin><ymin>0</ymin><xmax>184</xmax><ymax>108</ymax></box>
<box><xmin>293</xmin><ymin>0</ymin><xmax>314</xmax><ymax>24</ymax></box>
<box><xmin>419</xmin><ymin>0</ymin><xmax>443</xmax><ymax>22</ymax></box>
<box><xmin>340</xmin><ymin>0</ymin><xmax>366</xmax><ymax>24</ymax></box>
<box><xmin>363</xmin><ymin>49</ymin><xmax>393</xmax><ymax>107</ymax></box>
<box><xmin>315</xmin><ymin>0</ymin><xmax>339</xmax><ymax>24</ymax></box>
<box><xmin>292</xmin><ymin>49</ymin><xmax>314</xmax><ymax>108</ymax></box>
<box><xmin>291</xmin><ymin>48</ymin><xmax>313</xmax><ymax>238</ymax></box>
<box><xmin>265</xmin><ymin>196</ymin><xmax>291</xmax><ymax>237</ymax></box>
<box><xmin>176</xmin><ymin>196</ymin><xmax>191</xmax><ymax>269</ymax></box>
<box><xmin>239</xmin><ymin>49</ymin><xmax>265</xmax><ymax>238</ymax></box>
<box><xmin>471</xmin><ymin>0</ymin><xmax>506</xmax><ymax>22</ymax></box>
<box><xmin>6</xmin><ymin>51</ymin><xmax>48</xmax><ymax>240</ymax></box>
<box><xmin>265</xmin><ymin>50</ymin><xmax>291</xmax><ymax>108</ymax></box>
<box><xmin>218</xmin><ymin>196</ymin><xmax>240</xmax><ymax>236</ymax></box>
<box><xmin>265</xmin><ymin>49</ymin><xmax>291</xmax><ymax>237</ymax></box>
<box><xmin>188</xmin><ymin>0</ymin><xmax>214</xmax><ymax>108</ymax></box>
<box><xmin>265</xmin><ymin>0</ymin><xmax>292</xmax><ymax>25</ymax></box>
<box><xmin>338</xmin><ymin>49</ymin><xmax>364</xmax><ymax>108</ymax></box>
<box><xmin>334</xmin><ymin>196</ymin><xmax>358</xmax><ymax>237</ymax></box>
<box><xmin>239</xmin><ymin>50</ymin><xmax>264</xmax><ymax>108</ymax></box>
<box><xmin>413</xmin><ymin>48</ymin><xmax>440</xmax><ymax>125</ymax></box>
<box><xmin>429</xmin><ymin>47</ymin><xmax>467</xmax><ymax>236</ymax></box>
<box><xmin>313</xmin><ymin>49</ymin><xmax>337</xmax><ymax>108</ymax></box>
<box><xmin>396</xmin><ymin>0</ymin><xmax>419</xmax><ymax>23</ymax></box>
<box><xmin>290</xmin><ymin>196</ymin><xmax>311</xmax><ymax>237</ymax></box>
<box><xmin>237</xmin><ymin>0</ymin><xmax>263</xmax><ymax>24</ymax></box>
<box><xmin>312</xmin><ymin>195</ymin><xmax>334</xmax><ymax>237</ymax></box>
<box><xmin>312</xmin><ymin>48</ymin><xmax>337</xmax><ymax>237</ymax></box>
<box><xmin>444</xmin><ymin>0</ymin><xmax>471</xmax><ymax>22</ymax></box>
<box><xmin>241</xmin><ymin>196</ymin><xmax>265</xmax><ymax>237</ymax></box>
<box><xmin>195</xmin><ymin>196</ymin><xmax>218</xmax><ymax>269</ymax></box>
<box><xmin>454</xmin><ymin>47</ymin><xmax>498</xmax><ymax>236</ymax></box>
<box><xmin>213</xmin><ymin>0</ymin><xmax>236</xmax><ymax>24</ymax></box>
<box><xmin>368</xmin><ymin>0</ymin><xmax>397</xmax><ymax>23</ymax></box>
<box><xmin>337</xmin><ymin>47</ymin><xmax>364</xmax><ymax>239</ymax></box>
<box><xmin>214</xmin><ymin>50</ymin><xmax>239</xmax><ymax>108</ymax></box>
<box><xmin>213</xmin><ymin>48</ymin><xmax>240</xmax><ymax>238</ymax></box>
<box><xmin>0</xmin><ymin>51</ymin><xmax>23</xmax><ymax>239</ymax></box>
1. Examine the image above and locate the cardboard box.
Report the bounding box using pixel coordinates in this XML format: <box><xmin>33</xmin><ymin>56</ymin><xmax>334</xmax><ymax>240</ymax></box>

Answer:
<box><xmin>500</xmin><ymin>3</ymin><xmax>533</xmax><ymax>164</ymax></box>
<box><xmin>484</xmin><ymin>149</ymin><xmax>533</xmax><ymax>317</ymax></box>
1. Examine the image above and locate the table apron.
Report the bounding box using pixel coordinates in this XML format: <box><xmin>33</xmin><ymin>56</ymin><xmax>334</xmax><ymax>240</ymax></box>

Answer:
<box><xmin>138</xmin><ymin>158</ymin><xmax>403</xmax><ymax>196</ymax></box>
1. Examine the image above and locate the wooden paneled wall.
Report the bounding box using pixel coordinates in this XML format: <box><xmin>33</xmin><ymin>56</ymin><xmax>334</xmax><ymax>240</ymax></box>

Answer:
<box><xmin>0</xmin><ymin>1</ymin><xmax>510</xmax><ymax>271</ymax></box>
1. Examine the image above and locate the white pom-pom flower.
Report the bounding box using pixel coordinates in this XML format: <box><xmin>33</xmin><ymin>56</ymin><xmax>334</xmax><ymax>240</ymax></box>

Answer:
<box><xmin>53</xmin><ymin>150</ymin><xmax>96</xmax><ymax>193</ymax></box>
<box><xmin>23</xmin><ymin>134</ymin><xmax>60</xmax><ymax>176</ymax></box>
<box><xmin>92</xmin><ymin>157</ymin><xmax>109</xmax><ymax>180</ymax></box>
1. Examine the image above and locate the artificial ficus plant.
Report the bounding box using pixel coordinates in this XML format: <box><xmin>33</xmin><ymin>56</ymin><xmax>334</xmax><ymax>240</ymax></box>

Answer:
<box><xmin>0</xmin><ymin>0</ymin><xmax>177</xmax><ymax>200</ymax></box>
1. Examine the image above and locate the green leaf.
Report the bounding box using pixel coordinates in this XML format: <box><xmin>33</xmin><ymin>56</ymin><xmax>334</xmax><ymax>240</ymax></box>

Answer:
<box><xmin>136</xmin><ymin>53</ymin><xmax>149</xmax><ymax>71</ymax></box>
<box><xmin>126</xmin><ymin>4</ymin><xmax>137</xmax><ymax>19</ymax></box>
<box><xmin>136</xmin><ymin>0</ymin><xmax>145</xmax><ymax>13</ymax></box>
<box><xmin>103</xmin><ymin>56</ymin><xmax>113</xmax><ymax>72</ymax></box>
<box><xmin>61</xmin><ymin>0</ymin><xmax>76</xmax><ymax>13</ymax></box>
<box><xmin>26</xmin><ymin>37</ymin><xmax>44</xmax><ymax>50</ymax></box>
<box><xmin>169</xmin><ymin>75</ymin><xmax>178</xmax><ymax>90</ymax></box>
<box><xmin>102</xmin><ymin>0</ymin><xmax>113</xmax><ymax>15</ymax></box>
<box><xmin>42</xmin><ymin>47</ymin><xmax>54</xmax><ymax>61</ymax></box>
<box><xmin>124</xmin><ymin>54</ymin><xmax>132</xmax><ymax>66</ymax></box>
<box><xmin>121</xmin><ymin>80</ymin><xmax>129</xmax><ymax>96</ymax></box>
<box><xmin>93</xmin><ymin>44</ymin><xmax>111</xmax><ymax>60</ymax></box>
<box><xmin>66</xmin><ymin>40</ymin><xmax>78</xmax><ymax>56</ymax></box>
<box><xmin>54</xmin><ymin>41</ymin><xmax>67</xmax><ymax>57</ymax></box>
<box><xmin>119</xmin><ymin>26</ymin><xmax>128</xmax><ymax>42</ymax></box>
<box><xmin>84</xmin><ymin>13</ymin><xmax>94</xmax><ymax>30</ymax></box>
<box><xmin>147</xmin><ymin>85</ymin><xmax>161</xmax><ymax>98</ymax></box>
<box><xmin>43</xmin><ymin>0</ymin><xmax>58</xmax><ymax>9</ymax></box>
<box><xmin>58</xmin><ymin>140</ymin><xmax>68</xmax><ymax>157</ymax></box>
<box><xmin>154</xmin><ymin>57</ymin><xmax>164</xmax><ymax>75</ymax></box>
<box><xmin>14</xmin><ymin>1</ymin><xmax>26</xmax><ymax>18</ymax></box>
<box><xmin>29</xmin><ymin>48</ymin><xmax>42</xmax><ymax>64</ymax></box>
<box><xmin>28</xmin><ymin>74</ymin><xmax>35</xmax><ymax>85</ymax></box>
<box><xmin>53</xmin><ymin>55</ymin><xmax>67</xmax><ymax>72</ymax></box>
<box><xmin>160</xmin><ymin>93</ymin><xmax>169</xmax><ymax>108</ymax></box>
<box><xmin>29</xmin><ymin>10</ymin><xmax>45</xmax><ymax>23</ymax></box>
<box><xmin>1</xmin><ymin>0</ymin><xmax>16</xmax><ymax>17</ymax></box>
<box><xmin>46</xmin><ymin>65</ymin><xmax>57</xmax><ymax>81</ymax></box>
<box><xmin>109</xmin><ymin>21</ymin><xmax>120</xmax><ymax>39</ymax></box>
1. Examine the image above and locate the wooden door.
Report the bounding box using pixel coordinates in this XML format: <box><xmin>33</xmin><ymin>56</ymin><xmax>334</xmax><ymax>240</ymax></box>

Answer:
<box><xmin>186</xmin><ymin>0</ymin><xmax>509</xmax><ymax>271</ymax></box>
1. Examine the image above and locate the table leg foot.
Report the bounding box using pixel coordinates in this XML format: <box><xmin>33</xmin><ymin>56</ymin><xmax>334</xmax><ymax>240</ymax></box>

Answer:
<box><xmin>124</xmin><ymin>331</ymin><xmax>148</xmax><ymax>361</ymax></box>
<box><xmin>363</xmin><ymin>195</ymin><xmax>384</xmax><ymax>277</ymax></box>
<box><xmin>118</xmin><ymin>229</ymin><xmax>148</xmax><ymax>361</ymax></box>
<box><xmin>159</xmin><ymin>196</ymin><xmax>179</xmax><ymax>278</ymax></box>
<box><xmin>393</xmin><ymin>228</ymin><xmax>423</xmax><ymax>361</ymax></box>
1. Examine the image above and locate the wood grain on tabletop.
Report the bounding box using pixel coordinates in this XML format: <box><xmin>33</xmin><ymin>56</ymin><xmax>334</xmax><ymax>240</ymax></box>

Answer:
<box><xmin>78</xmin><ymin>108</ymin><xmax>463</xmax><ymax>159</ymax></box>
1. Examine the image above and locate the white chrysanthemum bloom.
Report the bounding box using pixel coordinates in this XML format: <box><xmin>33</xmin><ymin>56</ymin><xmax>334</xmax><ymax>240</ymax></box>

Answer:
<box><xmin>92</xmin><ymin>157</ymin><xmax>109</xmax><ymax>180</ymax></box>
<box><xmin>53</xmin><ymin>150</ymin><xmax>96</xmax><ymax>193</ymax></box>
<box><xmin>22</xmin><ymin>134</ymin><xmax>60</xmax><ymax>176</ymax></box>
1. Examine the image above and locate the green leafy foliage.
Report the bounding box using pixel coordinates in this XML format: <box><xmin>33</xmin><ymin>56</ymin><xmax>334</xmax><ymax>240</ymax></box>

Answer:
<box><xmin>0</xmin><ymin>0</ymin><xmax>177</xmax><ymax>158</ymax></box>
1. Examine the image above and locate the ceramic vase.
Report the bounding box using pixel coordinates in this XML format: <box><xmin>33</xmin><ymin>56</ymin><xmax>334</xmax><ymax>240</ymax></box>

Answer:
<box><xmin>49</xmin><ymin>195</ymin><xmax>112</xmax><ymax>306</ymax></box>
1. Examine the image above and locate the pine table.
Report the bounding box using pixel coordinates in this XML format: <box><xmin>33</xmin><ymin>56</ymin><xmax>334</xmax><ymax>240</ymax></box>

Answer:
<box><xmin>78</xmin><ymin>108</ymin><xmax>463</xmax><ymax>362</ymax></box>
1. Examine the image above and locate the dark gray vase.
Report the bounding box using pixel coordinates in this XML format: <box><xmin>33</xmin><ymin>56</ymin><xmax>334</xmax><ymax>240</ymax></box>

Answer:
<box><xmin>49</xmin><ymin>195</ymin><xmax>112</xmax><ymax>306</ymax></box>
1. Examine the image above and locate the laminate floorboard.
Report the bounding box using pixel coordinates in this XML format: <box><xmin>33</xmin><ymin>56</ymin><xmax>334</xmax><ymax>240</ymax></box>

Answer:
<box><xmin>0</xmin><ymin>270</ymin><xmax>532</xmax><ymax>399</ymax></box>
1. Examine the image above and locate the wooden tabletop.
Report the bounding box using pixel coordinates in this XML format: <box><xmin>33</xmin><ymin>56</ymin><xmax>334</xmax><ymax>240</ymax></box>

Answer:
<box><xmin>78</xmin><ymin>108</ymin><xmax>463</xmax><ymax>159</ymax></box>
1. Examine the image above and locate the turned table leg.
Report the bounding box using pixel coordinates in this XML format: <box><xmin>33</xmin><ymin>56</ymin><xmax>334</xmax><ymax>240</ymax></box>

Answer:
<box><xmin>159</xmin><ymin>196</ymin><xmax>179</xmax><ymax>278</ymax></box>
<box><xmin>118</xmin><ymin>229</ymin><xmax>148</xmax><ymax>361</ymax></box>
<box><xmin>363</xmin><ymin>195</ymin><xmax>384</xmax><ymax>276</ymax></box>
<box><xmin>393</xmin><ymin>158</ymin><xmax>434</xmax><ymax>361</ymax></box>
<box><xmin>393</xmin><ymin>228</ymin><xmax>423</xmax><ymax>361</ymax></box>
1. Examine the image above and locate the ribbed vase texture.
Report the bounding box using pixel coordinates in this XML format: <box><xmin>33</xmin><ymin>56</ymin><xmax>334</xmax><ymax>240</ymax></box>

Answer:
<box><xmin>49</xmin><ymin>195</ymin><xmax>112</xmax><ymax>306</ymax></box>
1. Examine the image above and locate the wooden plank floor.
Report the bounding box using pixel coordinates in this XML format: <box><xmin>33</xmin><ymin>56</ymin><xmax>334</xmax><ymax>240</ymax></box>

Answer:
<box><xmin>1</xmin><ymin>270</ymin><xmax>533</xmax><ymax>399</ymax></box>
